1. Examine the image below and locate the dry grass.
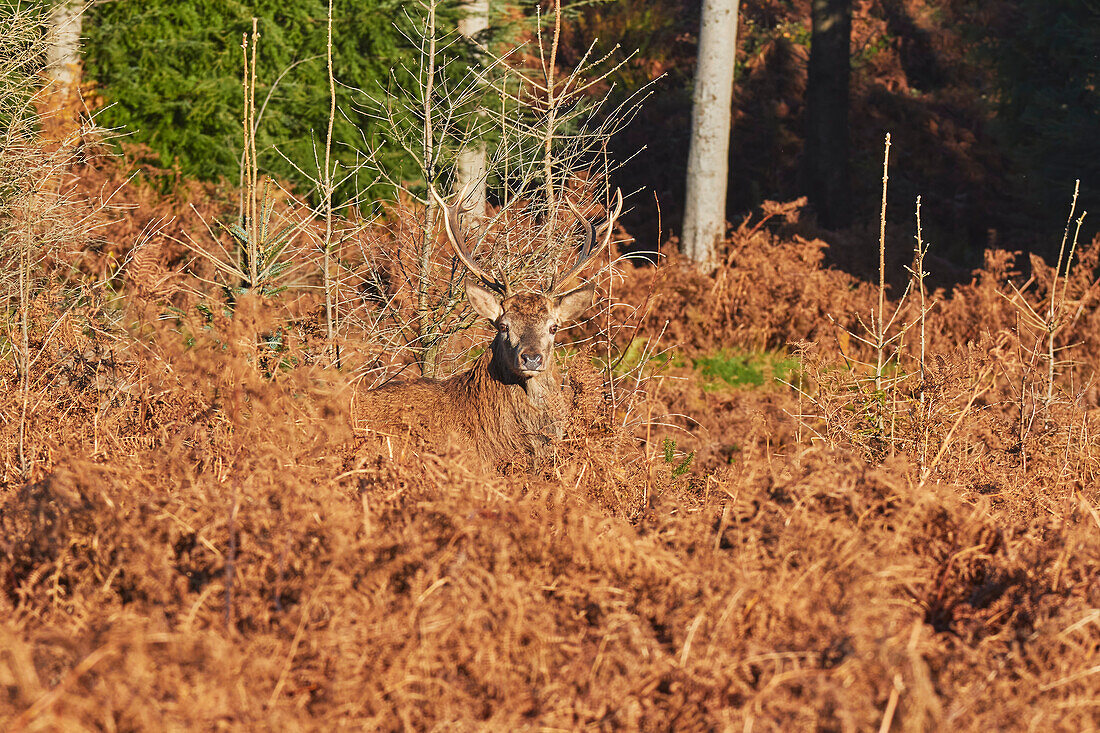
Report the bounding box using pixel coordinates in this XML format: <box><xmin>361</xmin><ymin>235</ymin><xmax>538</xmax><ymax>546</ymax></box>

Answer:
<box><xmin>3</xmin><ymin>18</ymin><xmax>1100</xmax><ymax>722</ymax></box>
<box><xmin>2</xmin><ymin>150</ymin><xmax>1099</xmax><ymax>729</ymax></box>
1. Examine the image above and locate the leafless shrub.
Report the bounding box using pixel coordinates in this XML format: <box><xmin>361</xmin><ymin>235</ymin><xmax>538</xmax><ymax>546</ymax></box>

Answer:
<box><xmin>335</xmin><ymin>0</ymin><xmax>649</xmax><ymax>382</ymax></box>
<box><xmin>0</xmin><ymin>2</ymin><xmax>121</xmax><ymax>482</ymax></box>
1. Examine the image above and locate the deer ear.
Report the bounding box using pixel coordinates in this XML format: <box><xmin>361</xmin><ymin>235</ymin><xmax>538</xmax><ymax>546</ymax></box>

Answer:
<box><xmin>553</xmin><ymin>282</ymin><xmax>595</xmax><ymax>322</ymax></box>
<box><xmin>465</xmin><ymin>278</ymin><xmax>504</xmax><ymax>321</ymax></box>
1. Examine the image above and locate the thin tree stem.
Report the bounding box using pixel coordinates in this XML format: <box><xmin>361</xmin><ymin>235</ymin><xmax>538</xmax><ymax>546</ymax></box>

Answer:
<box><xmin>417</xmin><ymin>0</ymin><xmax>439</xmax><ymax>376</ymax></box>
<box><xmin>543</xmin><ymin>0</ymin><xmax>562</xmax><ymax>210</ymax></box>
<box><xmin>323</xmin><ymin>0</ymin><xmax>338</xmax><ymax>365</ymax></box>
<box><xmin>876</xmin><ymin>133</ymin><xmax>891</xmax><ymax>397</ymax></box>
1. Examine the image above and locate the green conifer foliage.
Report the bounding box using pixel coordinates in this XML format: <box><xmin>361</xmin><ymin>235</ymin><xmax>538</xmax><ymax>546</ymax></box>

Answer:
<box><xmin>84</xmin><ymin>0</ymin><xmax>470</xmax><ymax>196</ymax></box>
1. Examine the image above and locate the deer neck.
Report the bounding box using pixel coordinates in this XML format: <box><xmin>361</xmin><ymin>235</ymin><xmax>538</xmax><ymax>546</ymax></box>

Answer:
<box><xmin>458</xmin><ymin>336</ymin><xmax>568</xmax><ymax>458</ymax></box>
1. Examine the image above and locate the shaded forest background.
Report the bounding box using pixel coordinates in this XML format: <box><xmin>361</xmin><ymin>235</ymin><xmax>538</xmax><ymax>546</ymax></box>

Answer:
<box><xmin>81</xmin><ymin>0</ymin><xmax>1100</xmax><ymax>275</ymax></box>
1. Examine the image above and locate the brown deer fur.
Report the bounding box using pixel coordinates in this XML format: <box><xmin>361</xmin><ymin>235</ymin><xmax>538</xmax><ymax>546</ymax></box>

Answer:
<box><xmin>356</xmin><ymin>188</ymin><xmax>621</xmax><ymax>467</ymax></box>
<box><xmin>356</xmin><ymin>286</ymin><xmax>593</xmax><ymax>466</ymax></box>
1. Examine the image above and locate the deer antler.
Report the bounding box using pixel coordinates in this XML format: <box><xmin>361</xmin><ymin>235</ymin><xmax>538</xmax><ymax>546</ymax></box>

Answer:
<box><xmin>430</xmin><ymin>185</ymin><xmax>509</xmax><ymax>296</ymax></box>
<box><xmin>552</xmin><ymin>188</ymin><xmax>624</xmax><ymax>294</ymax></box>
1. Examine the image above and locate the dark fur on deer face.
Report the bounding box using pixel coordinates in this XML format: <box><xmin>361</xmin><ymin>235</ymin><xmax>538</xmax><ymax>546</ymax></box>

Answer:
<box><xmin>467</xmin><ymin>281</ymin><xmax>594</xmax><ymax>383</ymax></box>
<box><xmin>356</xmin><ymin>187</ymin><xmax>622</xmax><ymax>467</ymax></box>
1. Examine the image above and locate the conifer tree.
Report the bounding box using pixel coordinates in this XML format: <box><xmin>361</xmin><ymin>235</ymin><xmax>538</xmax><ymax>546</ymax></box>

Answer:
<box><xmin>83</xmin><ymin>0</ymin><xmax>469</xmax><ymax>197</ymax></box>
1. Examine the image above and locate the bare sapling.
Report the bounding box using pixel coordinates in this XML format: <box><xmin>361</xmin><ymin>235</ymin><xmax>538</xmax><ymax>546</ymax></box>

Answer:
<box><xmin>184</xmin><ymin>20</ymin><xmax>332</xmax><ymax>311</ymax></box>
<box><xmin>356</xmin><ymin>186</ymin><xmax>623</xmax><ymax>466</ymax></box>
<box><xmin>822</xmin><ymin>134</ymin><xmax>923</xmax><ymax>454</ymax></box>
<box><xmin>537</xmin><ymin>0</ymin><xmax>564</xmax><ymax>210</ymax></box>
<box><xmin>417</xmin><ymin>0</ymin><xmax>443</xmax><ymax>375</ymax></box>
<box><xmin>797</xmin><ymin>136</ymin><xmax>940</xmax><ymax>461</ymax></box>
<box><xmin>350</xmin><ymin>0</ymin><xmax>501</xmax><ymax>378</ymax></box>
<box><xmin>993</xmin><ymin>181</ymin><xmax>1090</xmax><ymax>479</ymax></box>
<box><xmin>1002</xmin><ymin>180</ymin><xmax>1088</xmax><ymax>410</ymax></box>
<box><xmin>345</xmin><ymin>0</ymin><xmax>645</xmax><ymax>389</ymax></box>
<box><xmin>1</xmin><ymin>2</ymin><xmax>117</xmax><ymax>481</ymax></box>
<box><xmin>323</xmin><ymin>0</ymin><xmax>338</xmax><ymax>363</ymax></box>
<box><xmin>908</xmin><ymin>195</ymin><xmax>931</xmax><ymax>471</ymax></box>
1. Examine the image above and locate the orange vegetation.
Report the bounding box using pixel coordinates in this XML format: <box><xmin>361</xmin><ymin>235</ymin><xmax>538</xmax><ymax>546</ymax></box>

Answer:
<box><xmin>2</xmin><ymin>151</ymin><xmax>1099</xmax><ymax>730</ymax></box>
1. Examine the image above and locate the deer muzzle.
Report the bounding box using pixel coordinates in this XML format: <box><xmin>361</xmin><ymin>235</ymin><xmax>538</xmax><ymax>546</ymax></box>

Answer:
<box><xmin>520</xmin><ymin>351</ymin><xmax>544</xmax><ymax>373</ymax></box>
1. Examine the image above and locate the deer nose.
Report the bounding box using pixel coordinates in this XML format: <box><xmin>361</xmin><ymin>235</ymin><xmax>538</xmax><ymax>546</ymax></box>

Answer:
<box><xmin>520</xmin><ymin>352</ymin><xmax>543</xmax><ymax>371</ymax></box>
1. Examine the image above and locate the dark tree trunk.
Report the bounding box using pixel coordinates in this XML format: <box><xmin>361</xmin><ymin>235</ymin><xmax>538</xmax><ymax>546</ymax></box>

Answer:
<box><xmin>804</xmin><ymin>0</ymin><xmax>852</xmax><ymax>229</ymax></box>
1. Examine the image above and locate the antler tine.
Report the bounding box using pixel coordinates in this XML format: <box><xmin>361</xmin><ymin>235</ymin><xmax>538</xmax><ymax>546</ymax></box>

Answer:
<box><xmin>430</xmin><ymin>185</ymin><xmax>509</xmax><ymax>295</ymax></box>
<box><xmin>553</xmin><ymin>188</ymin><xmax>624</xmax><ymax>293</ymax></box>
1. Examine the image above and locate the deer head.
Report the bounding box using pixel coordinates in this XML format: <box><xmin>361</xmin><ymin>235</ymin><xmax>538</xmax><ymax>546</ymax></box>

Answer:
<box><xmin>432</xmin><ymin>187</ymin><xmax>624</xmax><ymax>382</ymax></box>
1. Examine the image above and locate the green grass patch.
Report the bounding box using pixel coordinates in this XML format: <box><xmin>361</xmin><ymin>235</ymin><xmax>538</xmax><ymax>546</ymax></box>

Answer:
<box><xmin>691</xmin><ymin>350</ymin><xmax>800</xmax><ymax>392</ymax></box>
<box><xmin>594</xmin><ymin>341</ymin><xmax>800</xmax><ymax>393</ymax></box>
<box><xmin>602</xmin><ymin>338</ymin><xmax>687</xmax><ymax>378</ymax></box>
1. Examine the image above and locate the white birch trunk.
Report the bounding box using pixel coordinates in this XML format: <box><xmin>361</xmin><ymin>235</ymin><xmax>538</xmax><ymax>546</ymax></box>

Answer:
<box><xmin>682</xmin><ymin>0</ymin><xmax>739</xmax><ymax>271</ymax></box>
<box><xmin>456</xmin><ymin>0</ymin><xmax>489</xmax><ymax>216</ymax></box>
<box><xmin>46</xmin><ymin>1</ymin><xmax>84</xmax><ymax>102</ymax></box>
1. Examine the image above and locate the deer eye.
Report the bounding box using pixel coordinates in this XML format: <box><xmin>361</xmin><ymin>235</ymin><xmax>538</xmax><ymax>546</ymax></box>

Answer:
<box><xmin>498</xmin><ymin>322</ymin><xmax>509</xmax><ymax>335</ymax></box>
<box><xmin>548</xmin><ymin>323</ymin><xmax>558</xmax><ymax>335</ymax></box>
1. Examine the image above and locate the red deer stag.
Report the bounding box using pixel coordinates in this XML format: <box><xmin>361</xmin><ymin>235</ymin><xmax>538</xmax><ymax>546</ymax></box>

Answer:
<box><xmin>356</xmin><ymin>188</ymin><xmax>623</xmax><ymax>466</ymax></box>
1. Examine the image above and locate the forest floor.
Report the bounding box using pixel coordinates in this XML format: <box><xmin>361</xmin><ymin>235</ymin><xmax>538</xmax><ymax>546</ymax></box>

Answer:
<box><xmin>2</xmin><ymin>148</ymin><xmax>1100</xmax><ymax>731</ymax></box>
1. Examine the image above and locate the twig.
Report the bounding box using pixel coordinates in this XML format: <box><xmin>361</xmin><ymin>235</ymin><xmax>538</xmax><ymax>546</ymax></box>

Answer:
<box><xmin>876</xmin><ymin>132</ymin><xmax>891</xmax><ymax>397</ymax></box>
